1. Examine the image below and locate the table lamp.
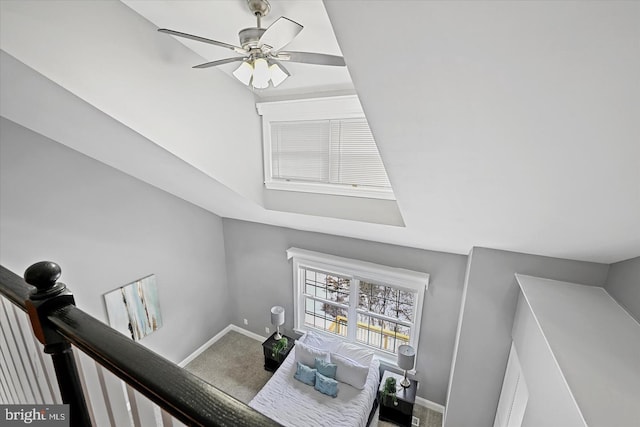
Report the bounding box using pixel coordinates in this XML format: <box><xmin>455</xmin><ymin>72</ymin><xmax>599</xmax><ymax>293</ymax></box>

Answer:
<box><xmin>270</xmin><ymin>306</ymin><xmax>285</xmax><ymax>339</ymax></box>
<box><xmin>397</xmin><ymin>344</ymin><xmax>415</xmax><ymax>388</ymax></box>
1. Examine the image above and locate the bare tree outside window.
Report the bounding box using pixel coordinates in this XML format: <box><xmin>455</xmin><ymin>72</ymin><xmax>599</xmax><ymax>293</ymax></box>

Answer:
<box><xmin>356</xmin><ymin>281</ymin><xmax>414</xmax><ymax>351</ymax></box>
<box><xmin>358</xmin><ymin>281</ymin><xmax>414</xmax><ymax>324</ymax></box>
<box><xmin>300</xmin><ymin>264</ymin><xmax>421</xmax><ymax>353</ymax></box>
<box><xmin>322</xmin><ymin>274</ymin><xmax>350</xmax><ymax>318</ymax></box>
<box><xmin>303</xmin><ymin>269</ymin><xmax>350</xmax><ymax>336</ymax></box>
<box><xmin>292</xmin><ymin>248</ymin><xmax>426</xmax><ymax>356</ymax></box>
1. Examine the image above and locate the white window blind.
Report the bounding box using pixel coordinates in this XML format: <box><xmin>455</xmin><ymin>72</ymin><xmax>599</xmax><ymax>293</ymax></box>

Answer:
<box><xmin>271</xmin><ymin>118</ymin><xmax>391</xmax><ymax>189</ymax></box>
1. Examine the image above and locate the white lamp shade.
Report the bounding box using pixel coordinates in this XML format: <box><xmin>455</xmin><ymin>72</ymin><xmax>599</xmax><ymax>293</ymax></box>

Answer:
<box><xmin>251</xmin><ymin>58</ymin><xmax>270</xmax><ymax>89</ymax></box>
<box><xmin>232</xmin><ymin>61</ymin><xmax>253</xmax><ymax>86</ymax></box>
<box><xmin>270</xmin><ymin>306</ymin><xmax>285</xmax><ymax>326</ymax></box>
<box><xmin>397</xmin><ymin>344</ymin><xmax>415</xmax><ymax>370</ymax></box>
<box><xmin>269</xmin><ymin>63</ymin><xmax>288</xmax><ymax>87</ymax></box>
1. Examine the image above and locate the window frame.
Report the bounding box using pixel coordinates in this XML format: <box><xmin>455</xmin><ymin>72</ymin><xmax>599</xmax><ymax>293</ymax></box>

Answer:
<box><xmin>287</xmin><ymin>247</ymin><xmax>429</xmax><ymax>359</ymax></box>
<box><xmin>256</xmin><ymin>96</ymin><xmax>396</xmax><ymax>200</ymax></box>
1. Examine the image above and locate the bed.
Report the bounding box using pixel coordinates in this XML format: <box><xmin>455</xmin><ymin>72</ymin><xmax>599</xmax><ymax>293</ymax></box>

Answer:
<box><xmin>249</xmin><ymin>331</ymin><xmax>380</xmax><ymax>427</ymax></box>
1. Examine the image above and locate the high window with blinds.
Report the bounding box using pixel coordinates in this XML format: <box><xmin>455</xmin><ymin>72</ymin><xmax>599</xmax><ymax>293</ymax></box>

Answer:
<box><xmin>257</xmin><ymin>96</ymin><xmax>395</xmax><ymax>200</ymax></box>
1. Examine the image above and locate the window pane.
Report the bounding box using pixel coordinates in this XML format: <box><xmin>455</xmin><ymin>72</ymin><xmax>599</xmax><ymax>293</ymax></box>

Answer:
<box><xmin>397</xmin><ymin>303</ymin><xmax>414</xmax><ymax>323</ymax></box>
<box><xmin>399</xmin><ymin>290</ymin><xmax>414</xmax><ymax>305</ymax></box>
<box><xmin>326</xmin><ymin>274</ymin><xmax>350</xmax><ymax>304</ymax></box>
<box><xmin>358</xmin><ymin>281</ymin><xmax>415</xmax><ymax>322</ymax></box>
<box><xmin>316</xmin><ymin>272</ymin><xmax>327</xmax><ymax>284</ymax></box>
<box><xmin>358</xmin><ymin>281</ymin><xmax>376</xmax><ymax>311</ymax></box>
<box><xmin>303</xmin><ymin>268</ymin><xmax>350</xmax><ymax>305</ymax></box>
<box><xmin>304</xmin><ymin>270</ymin><xmax>316</xmax><ymax>295</ymax></box>
<box><xmin>304</xmin><ymin>298</ymin><xmax>348</xmax><ymax>337</ymax></box>
<box><xmin>356</xmin><ymin>314</ymin><xmax>410</xmax><ymax>353</ymax></box>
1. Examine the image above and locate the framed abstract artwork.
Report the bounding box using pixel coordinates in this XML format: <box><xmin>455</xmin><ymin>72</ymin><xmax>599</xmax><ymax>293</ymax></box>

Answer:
<box><xmin>103</xmin><ymin>274</ymin><xmax>163</xmax><ymax>341</ymax></box>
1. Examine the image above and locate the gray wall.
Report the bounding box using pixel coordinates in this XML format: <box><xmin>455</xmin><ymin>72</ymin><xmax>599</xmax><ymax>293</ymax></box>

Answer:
<box><xmin>605</xmin><ymin>256</ymin><xmax>640</xmax><ymax>322</ymax></box>
<box><xmin>222</xmin><ymin>218</ymin><xmax>468</xmax><ymax>405</ymax></box>
<box><xmin>0</xmin><ymin>117</ymin><xmax>230</xmax><ymax>363</ymax></box>
<box><xmin>444</xmin><ymin>247</ymin><xmax>609</xmax><ymax>427</ymax></box>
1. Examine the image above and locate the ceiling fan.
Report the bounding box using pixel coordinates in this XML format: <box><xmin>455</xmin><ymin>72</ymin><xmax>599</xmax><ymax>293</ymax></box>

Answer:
<box><xmin>158</xmin><ymin>0</ymin><xmax>346</xmax><ymax>89</ymax></box>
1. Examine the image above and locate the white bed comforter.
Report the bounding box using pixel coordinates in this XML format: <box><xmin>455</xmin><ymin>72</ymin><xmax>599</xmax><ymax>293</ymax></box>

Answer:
<box><xmin>249</xmin><ymin>347</ymin><xmax>380</xmax><ymax>427</ymax></box>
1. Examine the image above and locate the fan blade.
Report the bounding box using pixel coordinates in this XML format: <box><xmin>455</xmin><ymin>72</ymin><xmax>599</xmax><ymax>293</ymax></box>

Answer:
<box><xmin>158</xmin><ymin>28</ymin><xmax>247</xmax><ymax>54</ymax></box>
<box><xmin>193</xmin><ymin>57</ymin><xmax>247</xmax><ymax>69</ymax></box>
<box><xmin>258</xmin><ymin>17</ymin><xmax>303</xmax><ymax>52</ymax></box>
<box><xmin>275</xmin><ymin>51</ymin><xmax>346</xmax><ymax>67</ymax></box>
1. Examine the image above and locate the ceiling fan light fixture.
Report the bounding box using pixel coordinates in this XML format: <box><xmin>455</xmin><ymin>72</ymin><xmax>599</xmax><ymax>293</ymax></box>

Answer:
<box><xmin>269</xmin><ymin>63</ymin><xmax>288</xmax><ymax>87</ymax></box>
<box><xmin>159</xmin><ymin>0</ymin><xmax>346</xmax><ymax>90</ymax></box>
<box><xmin>233</xmin><ymin>61</ymin><xmax>253</xmax><ymax>86</ymax></box>
<box><xmin>251</xmin><ymin>57</ymin><xmax>270</xmax><ymax>89</ymax></box>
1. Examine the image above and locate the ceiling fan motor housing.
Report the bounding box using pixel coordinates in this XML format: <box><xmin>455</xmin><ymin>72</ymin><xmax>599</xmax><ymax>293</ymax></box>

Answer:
<box><xmin>238</xmin><ymin>27</ymin><xmax>267</xmax><ymax>50</ymax></box>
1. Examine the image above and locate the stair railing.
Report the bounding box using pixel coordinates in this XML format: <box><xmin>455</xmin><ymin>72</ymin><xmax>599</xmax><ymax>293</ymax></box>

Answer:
<box><xmin>0</xmin><ymin>262</ymin><xmax>281</xmax><ymax>427</ymax></box>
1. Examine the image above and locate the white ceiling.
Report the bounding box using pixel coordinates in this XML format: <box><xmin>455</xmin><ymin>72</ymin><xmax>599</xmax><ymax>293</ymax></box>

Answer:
<box><xmin>1</xmin><ymin>0</ymin><xmax>638</xmax><ymax>264</ymax></box>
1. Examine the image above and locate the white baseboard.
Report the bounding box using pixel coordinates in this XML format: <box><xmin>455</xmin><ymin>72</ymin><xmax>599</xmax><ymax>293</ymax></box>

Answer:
<box><xmin>178</xmin><ymin>324</ymin><xmax>266</xmax><ymax>367</ymax></box>
<box><xmin>228</xmin><ymin>324</ymin><xmax>267</xmax><ymax>342</ymax></box>
<box><xmin>415</xmin><ymin>396</ymin><xmax>445</xmax><ymax>414</ymax></box>
<box><xmin>178</xmin><ymin>324</ymin><xmax>233</xmax><ymax>367</ymax></box>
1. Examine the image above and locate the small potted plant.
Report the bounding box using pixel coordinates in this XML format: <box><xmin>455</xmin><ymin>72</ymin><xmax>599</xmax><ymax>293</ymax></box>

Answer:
<box><xmin>381</xmin><ymin>376</ymin><xmax>398</xmax><ymax>407</ymax></box>
<box><xmin>271</xmin><ymin>336</ymin><xmax>289</xmax><ymax>361</ymax></box>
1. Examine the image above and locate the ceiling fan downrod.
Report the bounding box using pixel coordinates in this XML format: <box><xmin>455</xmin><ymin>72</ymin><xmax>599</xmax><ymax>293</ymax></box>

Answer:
<box><xmin>247</xmin><ymin>0</ymin><xmax>271</xmax><ymax>28</ymax></box>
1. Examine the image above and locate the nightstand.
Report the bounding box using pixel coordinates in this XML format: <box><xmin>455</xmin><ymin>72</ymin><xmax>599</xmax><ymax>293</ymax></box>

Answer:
<box><xmin>378</xmin><ymin>370</ymin><xmax>418</xmax><ymax>427</ymax></box>
<box><xmin>261</xmin><ymin>332</ymin><xmax>294</xmax><ymax>372</ymax></box>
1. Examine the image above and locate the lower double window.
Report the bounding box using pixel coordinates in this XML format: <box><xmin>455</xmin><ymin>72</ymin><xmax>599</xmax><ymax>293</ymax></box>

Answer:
<box><xmin>287</xmin><ymin>248</ymin><xmax>428</xmax><ymax>357</ymax></box>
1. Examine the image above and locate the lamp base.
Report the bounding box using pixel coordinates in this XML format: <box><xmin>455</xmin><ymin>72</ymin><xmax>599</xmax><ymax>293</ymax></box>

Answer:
<box><xmin>400</xmin><ymin>371</ymin><xmax>411</xmax><ymax>388</ymax></box>
<box><xmin>274</xmin><ymin>332</ymin><xmax>282</xmax><ymax>340</ymax></box>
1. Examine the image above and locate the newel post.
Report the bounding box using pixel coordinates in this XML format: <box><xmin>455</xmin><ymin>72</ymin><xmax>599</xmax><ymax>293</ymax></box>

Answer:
<box><xmin>24</xmin><ymin>261</ymin><xmax>92</xmax><ymax>427</ymax></box>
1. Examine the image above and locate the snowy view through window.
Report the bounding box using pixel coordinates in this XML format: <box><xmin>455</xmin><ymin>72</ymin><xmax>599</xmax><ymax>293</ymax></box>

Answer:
<box><xmin>303</xmin><ymin>268</ymin><xmax>415</xmax><ymax>353</ymax></box>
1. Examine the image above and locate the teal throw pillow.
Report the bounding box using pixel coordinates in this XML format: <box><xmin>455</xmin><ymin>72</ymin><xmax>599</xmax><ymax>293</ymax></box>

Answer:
<box><xmin>294</xmin><ymin>361</ymin><xmax>316</xmax><ymax>386</ymax></box>
<box><xmin>315</xmin><ymin>357</ymin><xmax>337</xmax><ymax>379</ymax></box>
<box><xmin>315</xmin><ymin>372</ymin><xmax>339</xmax><ymax>398</ymax></box>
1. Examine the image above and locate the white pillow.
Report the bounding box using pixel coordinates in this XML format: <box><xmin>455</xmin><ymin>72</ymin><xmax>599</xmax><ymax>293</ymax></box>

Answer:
<box><xmin>330</xmin><ymin>352</ymin><xmax>370</xmax><ymax>390</ymax></box>
<box><xmin>334</xmin><ymin>341</ymin><xmax>374</xmax><ymax>366</ymax></box>
<box><xmin>295</xmin><ymin>341</ymin><xmax>330</xmax><ymax>367</ymax></box>
<box><xmin>301</xmin><ymin>330</ymin><xmax>341</xmax><ymax>353</ymax></box>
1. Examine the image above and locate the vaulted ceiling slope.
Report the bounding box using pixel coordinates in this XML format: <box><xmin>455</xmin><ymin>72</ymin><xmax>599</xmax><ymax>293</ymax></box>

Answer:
<box><xmin>1</xmin><ymin>0</ymin><xmax>638</xmax><ymax>263</ymax></box>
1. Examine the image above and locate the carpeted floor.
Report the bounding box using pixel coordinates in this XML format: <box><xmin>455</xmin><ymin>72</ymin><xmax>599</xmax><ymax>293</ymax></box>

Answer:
<box><xmin>184</xmin><ymin>330</ymin><xmax>273</xmax><ymax>404</ymax></box>
<box><xmin>184</xmin><ymin>330</ymin><xmax>443</xmax><ymax>427</ymax></box>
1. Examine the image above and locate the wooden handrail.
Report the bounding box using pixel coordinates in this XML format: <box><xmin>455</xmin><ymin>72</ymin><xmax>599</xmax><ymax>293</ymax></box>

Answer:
<box><xmin>0</xmin><ymin>263</ymin><xmax>281</xmax><ymax>427</ymax></box>
<box><xmin>48</xmin><ymin>305</ymin><xmax>279</xmax><ymax>427</ymax></box>
<box><xmin>0</xmin><ymin>265</ymin><xmax>33</xmax><ymax>312</ymax></box>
